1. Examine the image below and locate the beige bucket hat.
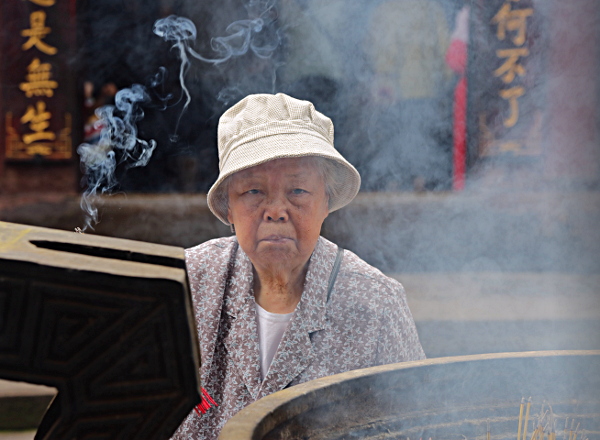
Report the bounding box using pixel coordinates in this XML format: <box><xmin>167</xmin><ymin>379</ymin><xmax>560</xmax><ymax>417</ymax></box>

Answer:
<box><xmin>207</xmin><ymin>93</ymin><xmax>361</xmax><ymax>225</ymax></box>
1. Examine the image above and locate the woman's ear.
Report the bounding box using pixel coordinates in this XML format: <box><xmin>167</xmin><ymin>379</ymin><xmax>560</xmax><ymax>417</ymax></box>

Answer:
<box><xmin>227</xmin><ymin>210</ymin><xmax>236</xmax><ymax>234</ymax></box>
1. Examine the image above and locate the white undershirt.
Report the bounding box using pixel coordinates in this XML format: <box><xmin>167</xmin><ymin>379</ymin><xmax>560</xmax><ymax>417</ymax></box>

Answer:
<box><xmin>254</xmin><ymin>302</ymin><xmax>294</xmax><ymax>381</ymax></box>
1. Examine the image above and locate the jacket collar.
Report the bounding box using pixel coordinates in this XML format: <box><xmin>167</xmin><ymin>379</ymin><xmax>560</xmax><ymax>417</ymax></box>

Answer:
<box><xmin>292</xmin><ymin>236</ymin><xmax>335</xmax><ymax>332</ymax></box>
<box><xmin>223</xmin><ymin>242</ymin><xmax>254</xmax><ymax>319</ymax></box>
<box><xmin>221</xmin><ymin>243</ymin><xmax>262</xmax><ymax>399</ymax></box>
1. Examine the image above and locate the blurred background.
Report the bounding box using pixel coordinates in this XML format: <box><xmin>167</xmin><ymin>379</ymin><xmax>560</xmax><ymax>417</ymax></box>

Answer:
<box><xmin>1</xmin><ymin>0</ymin><xmax>599</xmax><ymax>435</ymax></box>
<box><xmin>0</xmin><ymin>0</ymin><xmax>599</xmax><ymax>359</ymax></box>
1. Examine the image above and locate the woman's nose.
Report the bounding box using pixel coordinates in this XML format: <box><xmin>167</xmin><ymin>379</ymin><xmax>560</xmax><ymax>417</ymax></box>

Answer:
<box><xmin>263</xmin><ymin>196</ymin><xmax>288</xmax><ymax>222</ymax></box>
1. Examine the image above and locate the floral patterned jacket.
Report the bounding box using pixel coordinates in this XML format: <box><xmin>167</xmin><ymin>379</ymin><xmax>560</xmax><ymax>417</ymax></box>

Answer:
<box><xmin>171</xmin><ymin>236</ymin><xmax>425</xmax><ymax>440</ymax></box>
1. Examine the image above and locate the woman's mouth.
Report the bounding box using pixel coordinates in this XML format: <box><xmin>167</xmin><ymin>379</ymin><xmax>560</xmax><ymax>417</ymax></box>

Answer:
<box><xmin>261</xmin><ymin>235</ymin><xmax>292</xmax><ymax>243</ymax></box>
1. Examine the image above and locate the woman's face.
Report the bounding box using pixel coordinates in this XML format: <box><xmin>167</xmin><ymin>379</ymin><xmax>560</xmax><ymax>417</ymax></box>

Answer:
<box><xmin>226</xmin><ymin>157</ymin><xmax>329</xmax><ymax>274</ymax></box>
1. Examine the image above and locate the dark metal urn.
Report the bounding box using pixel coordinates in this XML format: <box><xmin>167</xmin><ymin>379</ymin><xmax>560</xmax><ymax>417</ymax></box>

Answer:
<box><xmin>221</xmin><ymin>351</ymin><xmax>600</xmax><ymax>440</ymax></box>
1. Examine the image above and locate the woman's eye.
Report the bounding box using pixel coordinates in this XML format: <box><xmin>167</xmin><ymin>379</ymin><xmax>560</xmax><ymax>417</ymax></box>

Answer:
<box><xmin>246</xmin><ymin>189</ymin><xmax>260</xmax><ymax>195</ymax></box>
<box><xmin>292</xmin><ymin>188</ymin><xmax>307</xmax><ymax>195</ymax></box>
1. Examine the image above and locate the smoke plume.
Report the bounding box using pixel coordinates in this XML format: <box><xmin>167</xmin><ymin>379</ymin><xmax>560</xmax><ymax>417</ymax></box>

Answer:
<box><xmin>78</xmin><ymin>1</ymin><xmax>282</xmax><ymax>229</ymax></box>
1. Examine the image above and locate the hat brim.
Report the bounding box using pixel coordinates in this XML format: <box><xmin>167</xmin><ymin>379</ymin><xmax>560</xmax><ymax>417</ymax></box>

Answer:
<box><xmin>207</xmin><ymin>132</ymin><xmax>361</xmax><ymax>225</ymax></box>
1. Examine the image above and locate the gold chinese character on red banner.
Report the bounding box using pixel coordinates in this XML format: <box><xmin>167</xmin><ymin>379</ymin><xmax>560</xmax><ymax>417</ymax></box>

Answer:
<box><xmin>474</xmin><ymin>0</ymin><xmax>544</xmax><ymax>159</ymax></box>
<box><xmin>21</xmin><ymin>10</ymin><xmax>57</xmax><ymax>55</ymax></box>
<box><xmin>20</xmin><ymin>100</ymin><xmax>56</xmax><ymax>144</ymax></box>
<box><xmin>491</xmin><ymin>2</ymin><xmax>533</xmax><ymax>46</ymax></box>
<box><xmin>27</xmin><ymin>0</ymin><xmax>56</xmax><ymax>6</ymax></box>
<box><xmin>5</xmin><ymin>112</ymin><xmax>72</xmax><ymax>159</ymax></box>
<box><xmin>19</xmin><ymin>58</ymin><xmax>59</xmax><ymax>97</ymax></box>
<box><xmin>494</xmin><ymin>48</ymin><xmax>529</xmax><ymax>83</ymax></box>
<box><xmin>499</xmin><ymin>86</ymin><xmax>525</xmax><ymax>128</ymax></box>
<box><xmin>3</xmin><ymin>0</ymin><xmax>74</xmax><ymax>162</ymax></box>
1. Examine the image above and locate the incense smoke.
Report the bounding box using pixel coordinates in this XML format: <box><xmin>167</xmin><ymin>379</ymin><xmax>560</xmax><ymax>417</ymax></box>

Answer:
<box><xmin>153</xmin><ymin>15</ymin><xmax>196</xmax><ymax>136</ymax></box>
<box><xmin>78</xmin><ymin>4</ymin><xmax>282</xmax><ymax>230</ymax></box>
<box><xmin>188</xmin><ymin>18</ymin><xmax>278</xmax><ymax>62</ymax></box>
<box><xmin>152</xmin><ymin>13</ymin><xmax>279</xmax><ymax>133</ymax></box>
<box><xmin>78</xmin><ymin>84</ymin><xmax>155</xmax><ymax>230</ymax></box>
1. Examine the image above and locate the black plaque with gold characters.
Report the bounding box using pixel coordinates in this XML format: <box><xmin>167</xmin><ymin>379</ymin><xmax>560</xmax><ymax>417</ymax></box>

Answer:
<box><xmin>0</xmin><ymin>0</ymin><xmax>77</xmax><ymax>161</ymax></box>
<box><xmin>467</xmin><ymin>0</ymin><xmax>547</xmax><ymax>164</ymax></box>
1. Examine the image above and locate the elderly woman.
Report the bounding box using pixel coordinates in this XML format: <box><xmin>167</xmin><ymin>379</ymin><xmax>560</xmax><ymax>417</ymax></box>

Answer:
<box><xmin>172</xmin><ymin>93</ymin><xmax>424</xmax><ymax>439</ymax></box>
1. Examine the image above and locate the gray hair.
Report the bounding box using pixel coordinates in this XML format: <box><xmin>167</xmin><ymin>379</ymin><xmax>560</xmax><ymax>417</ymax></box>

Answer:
<box><xmin>219</xmin><ymin>156</ymin><xmax>345</xmax><ymax>221</ymax></box>
<box><xmin>311</xmin><ymin>156</ymin><xmax>344</xmax><ymax>207</ymax></box>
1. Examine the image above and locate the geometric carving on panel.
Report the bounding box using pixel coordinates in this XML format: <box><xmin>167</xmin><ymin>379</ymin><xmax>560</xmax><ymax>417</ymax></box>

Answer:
<box><xmin>41</xmin><ymin>302</ymin><xmax>125</xmax><ymax>369</ymax></box>
<box><xmin>0</xmin><ymin>277</ymin><xmax>28</xmax><ymax>355</ymax></box>
<box><xmin>34</xmin><ymin>283</ymin><xmax>142</xmax><ymax>372</ymax></box>
<box><xmin>0</xmin><ymin>221</ymin><xmax>201</xmax><ymax>440</ymax></box>
<box><xmin>87</xmin><ymin>306</ymin><xmax>174</xmax><ymax>400</ymax></box>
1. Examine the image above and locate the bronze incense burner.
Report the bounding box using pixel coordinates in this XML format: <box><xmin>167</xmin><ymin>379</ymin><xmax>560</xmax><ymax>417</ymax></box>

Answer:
<box><xmin>221</xmin><ymin>351</ymin><xmax>600</xmax><ymax>440</ymax></box>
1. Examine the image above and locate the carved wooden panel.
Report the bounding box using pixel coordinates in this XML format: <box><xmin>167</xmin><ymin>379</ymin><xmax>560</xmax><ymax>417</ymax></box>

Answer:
<box><xmin>0</xmin><ymin>221</ymin><xmax>201</xmax><ymax>439</ymax></box>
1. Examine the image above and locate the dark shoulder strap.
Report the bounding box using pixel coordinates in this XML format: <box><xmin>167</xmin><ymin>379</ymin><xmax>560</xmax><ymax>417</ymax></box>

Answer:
<box><xmin>326</xmin><ymin>246</ymin><xmax>344</xmax><ymax>303</ymax></box>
